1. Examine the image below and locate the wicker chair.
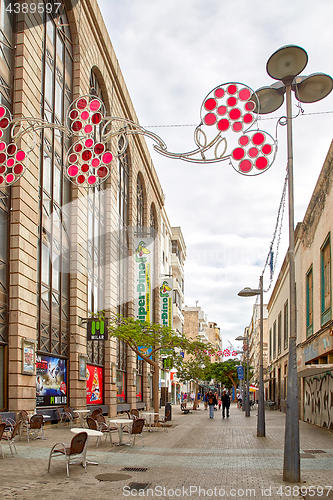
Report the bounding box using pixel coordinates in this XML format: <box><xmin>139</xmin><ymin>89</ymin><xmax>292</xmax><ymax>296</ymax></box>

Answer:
<box><xmin>126</xmin><ymin>418</ymin><xmax>145</xmax><ymax>447</ymax></box>
<box><xmin>18</xmin><ymin>410</ymin><xmax>30</xmax><ymax>439</ymax></box>
<box><xmin>2</xmin><ymin>420</ymin><xmax>21</xmax><ymax>457</ymax></box>
<box><xmin>86</xmin><ymin>417</ymin><xmax>101</xmax><ymax>447</ymax></box>
<box><xmin>27</xmin><ymin>414</ymin><xmax>44</xmax><ymax>441</ymax></box>
<box><xmin>96</xmin><ymin>414</ymin><xmax>117</xmax><ymax>447</ymax></box>
<box><xmin>48</xmin><ymin>431</ymin><xmax>88</xmax><ymax>477</ymax></box>
<box><xmin>89</xmin><ymin>408</ymin><xmax>103</xmax><ymax>420</ymax></box>
<box><xmin>63</xmin><ymin>406</ymin><xmax>80</xmax><ymax>425</ymax></box>
<box><xmin>0</xmin><ymin>422</ymin><xmax>5</xmax><ymax>458</ymax></box>
<box><xmin>153</xmin><ymin>411</ymin><xmax>170</xmax><ymax>431</ymax></box>
<box><xmin>56</xmin><ymin>407</ymin><xmax>73</xmax><ymax>427</ymax></box>
<box><xmin>130</xmin><ymin>409</ymin><xmax>140</xmax><ymax>419</ymax></box>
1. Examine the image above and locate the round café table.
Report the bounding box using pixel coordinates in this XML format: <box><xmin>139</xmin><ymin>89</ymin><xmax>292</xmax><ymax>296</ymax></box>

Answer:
<box><xmin>70</xmin><ymin>427</ymin><xmax>103</xmax><ymax>465</ymax></box>
<box><xmin>140</xmin><ymin>412</ymin><xmax>159</xmax><ymax>432</ymax></box>
<box><xmin>73</xmin><ymin>409</ymin><xmax>90</xmax><ymax>427</ymax></box>
<box><xmin>108</xmin><ymin>418</ymin><xmax>132</xmax><ymax>445</ymax></box>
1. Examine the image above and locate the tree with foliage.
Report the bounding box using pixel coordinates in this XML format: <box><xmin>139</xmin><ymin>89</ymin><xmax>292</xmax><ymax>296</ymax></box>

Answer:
<box><xmin>174</xmin><ymin>350</ymin><xmax>211</xmax><ymax>410</ymax></box>
<box><xmin>107</xmin><ymin>315</ymin><xmax>210</xmax><ymax>414</ymax></box>
<box><xmin>205</xmin><ymin>359</ymin><xmax>241</xmax><ymax>400</ymax></box>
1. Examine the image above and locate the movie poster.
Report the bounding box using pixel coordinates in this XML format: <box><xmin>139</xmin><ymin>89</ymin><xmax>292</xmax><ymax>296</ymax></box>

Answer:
<box><xmin>86</xmin><ymin>364</ymin><xmax>103</xmax><ymax>405</ymax></box>
<box><xmin>36</xmin><ymin>355</ymin><xmax>67</xmax><ymax>407</ymax></box>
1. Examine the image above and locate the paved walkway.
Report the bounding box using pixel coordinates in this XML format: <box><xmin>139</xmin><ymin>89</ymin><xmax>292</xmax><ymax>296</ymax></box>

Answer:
<box><xmin>0</xmin><ymin>404</ymin><xmax>333</xmax><ymax>500</ymax></box>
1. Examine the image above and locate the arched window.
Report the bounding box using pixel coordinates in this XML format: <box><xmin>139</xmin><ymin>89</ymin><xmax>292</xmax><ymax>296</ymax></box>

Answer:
<box><xmin>137</xmin><ymin>175</ymin><xmax>144</xmax><ymax>236</ymax></box>
<box><xmin>37</xmin><ymin>7</ymin><xmax>73</xmax><ymax>365</ymax></box>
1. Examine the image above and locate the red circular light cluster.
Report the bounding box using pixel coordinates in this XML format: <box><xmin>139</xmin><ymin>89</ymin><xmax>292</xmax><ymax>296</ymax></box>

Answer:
<box><xmin>202</xmin><ymin>83</ymin><xmax>256</xmax><ymax>134</ymax></box>
<box><xmin>0</xmin><ymin>141</ymin><xmax>26</xmax><ymax>186</ymax></box>
<box><xmin>68</xmin><ymin>96</ymin><xmax>104</xmax><ymax>135</ymax></box>
<box><xmin>230</xmin><ymin>131</ymin><xmax>275</xmax><ymax>175</ymax></box>
<box><xmin>65</xmin><ymin>137</ymin><xmax>112</xmax><ymax>187</ymax></box>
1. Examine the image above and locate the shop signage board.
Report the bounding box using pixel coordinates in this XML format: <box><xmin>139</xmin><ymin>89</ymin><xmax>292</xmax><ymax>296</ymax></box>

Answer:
<box><xmin>86</xmin><ymin>364</ymin><xmax>103</xmax><ymax>405</ymax></box>
<box><xmin>159</xmin><ymin>278</ymin><xmax>173</xmax><ymax>329</ymax></box>
<box><xmin>134</xmin><ymin>237</ymin><xmax>154</xmax><ymax>323</ymax></box>
<box><xmin>87</xmin><ymin>318</ymin><xmax>108</xmax><ymax>341</ymax></box>
<box><xmin>36</xmin><ymin>354</ymin><xmax>67</xmax><ymax>407</ymax></box>
<box><xmin>237</xmin><ymin>365</ymin><xmax>244</xmax><ymax>380</ymax></box>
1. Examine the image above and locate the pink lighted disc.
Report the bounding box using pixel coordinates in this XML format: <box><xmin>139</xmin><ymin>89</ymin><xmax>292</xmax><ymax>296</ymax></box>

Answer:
<box><xmin>72</xmin><ymin>121</ymin><xmax>82</xmax><ymax>132</ymax></box>
<box><xmin>0</xmin><ymin>118</ymin><xmax>9</xmax><ymax>129</ymax></box>
<box><xmin>227</xmin><ymin>85</ymin><xmax>237</xmax><ymax>95</ymax></box>
<box><xmin>232</xmin><ymin>122</ymin><xmax>242</xmax><ymax>132</ymax></box>
<box><xmin>74</xmin><ymin>143</ymin><xmax>83</xmax><ymax>153</ymax></box>
<box><xmin>232</xmin><ymin>148</ymin><xmax>245</xmax><ymax>161</ymax></box>
<box><xmin>0</xmin><ymin>106</ymin><xmax>5</xmax><ymax>118</ymax></box>
<box><xmin>0</xmin><ymin>165</ymin><xmax>6</xmax><ymax>174</ymax></box>
<box><xmin>262</xmin><ymin>144</ymin><xmax>272</xmax><ymax>155</ymax></box>
<box><xmin>14</xmin><ymin>164</ymin><xmax>23</xmax><ymax>174</ymax></box>
<box><xmin>256</xmin><ymin>156</ymin><xmax>268</xmax><ymax>169</ymax></box>
<box><xmin>217</xmin><ymin>119</ymin><xmax>229</xmax><ymax>132</ymax></box>
<box><xmin>88</xmin><ymin>175</ymin><xmax>96</xmax><ymax>185</ymax></box>
<box><xmin>81</xmin><ymin>111</ymin><xmax>90</xmax><ymax>121</ymax></box>
<box><xmin>239</xmin><ymin>135</ymin><xmax>249</xmax><ymax>146</ymax></box>
<box><xmin>94</xmin><ymin>143</ymin><xmax>105</xmax><ymax>155</ymax></box>
<box><xmin>252</xmin><ymin>132</ymin><xmax>265</xmax><ymax>145</ymax></box>
<box><xmin>102</xmin><ymin>152</ymin><xmax>113</xmax><ymax>164</ymax></box>
<box><xmin>85</xmin><ymin>138</ymin><xmax>94</xmax><ymax>149</ymax></box>
<box><xmin>7</xmin><ymin>144</ymin><xmax>17</xmax><ymax>155</ymax></box>
<box><xmin>243</xmin><ymin>114</ymin><xmax>253</xmax><ymax>124</ymax></box>
<box><xmin>0</xmin><ymin>131</ymin><xmax>3</xmax><ymax>138</ymax></box>
<box><xmin>7</xmin><ymin>158</ymin><xmax>14</xmax><ymax>167</ymax></box>
<box><xmin>68</xmin><ymin>165</ymin><xmax>79</xmax><ymax>177</ymax></box>
<box><xmin>0</xmin><ymin>176</ymin><xmax>3</xmax><ymax>184</ymax></box>
<box><xmin>70</xmin><ymin>109</ymin><xmax>79</xmax><ymax>120</ymax></box>
<box><xmin>238</xmin><ymin>88</ymin><xmax>251</xmax><ymax>101</ymax></box>
<box><xmin>81</xmin><ymin>163</ymin><xmax>89</xmax><ymax>173</ymax></box>
<box><xmin>68</xmin><ymin>153</ymin><xmax>78</xmax><ymax>163</ymax></box>
<box><xmin>82</xmin><ymin>150</ymin><xmax>92</xmax><ymax>161</ymax></box>
<box><xmin>0</xmin><ymin>153</ymin><xmax>6</xmax><ymax>163</ymax></box>
<box><xmin>90</xmin><ymin>99</ymin><xmax>101</xmax><ymax>111</ymax></box>
<box><xmin>248</xmin><ymin>147</ymin><xmax>258</xmax><ymax>158</ymax></box>
<box><xmin>204</xmin><ymin>98</ymin><xmax>217</xmax><ymax>111</ymax></box>
<box><xmin>229</xmin><ymin>108</ymin><xmax>241</xmax><ymax>120</ymax></box>
<box><xmin>239</xmin><ymin>160</ymin><xmax>252</xmax><ymax>173</ymax></box>
<box><xmin>76</xmin><ymin>98</ymin><xmax>87</xmax><ymax>110</ymax></box>
<box><xmin>84</xmin><ymin>124</ymin><xmax>93</xmax><ymax>134</ymax></box>
<box><xmin>204</xmin><ymin>113</ymin><xmax>217</xmax><ymax>126</ymax></box>
<box><xmin>227</xmin><ymin>97</ymin><xmax>237</xmax><ymax>107</ymax></box>
<box><xmin>16</xmin><ymin>150</ymin><xmax>26</xmax><ymax>162</ymax></box>
<box><xmin>214</xmin><ymin>88</ymin><xmax>225</xmax><ymax>98</ymax></box>
<box><xmin>97</xmin><ymin>166</ymin><xmax>108</xmax><ymax>178</ymax></box>
<box><xmin>6</xmin><ymin>173</ymin><xmax>14</xmax><ymax>183</ymax></box>
<box><xmin>0</xmin><ymin>142</ymin><xmax>6</xmax><ymax>151</ymax></box>
<box><xmin>92</xmin><ymin>113</ymin><xmax>102</xmax><ymax>124</ymax></box>
<box><xmin>77</xmin><ymin>175</ymin><xmax>85</xmax><ymax>184</ymax></box>
<box><xmin>245</xmin><ymin>101</ymin><xmax>256</xmax><ymax>111</ymax></box>
<box><xmin>91</xmin><ymin>158</ymin><xmax>100</xmax><ymax>168</ymax></box>
<box><xmin>217</xmin><ymin>106</ymin><xmax>227</xmax><ymax>115</ymax></box>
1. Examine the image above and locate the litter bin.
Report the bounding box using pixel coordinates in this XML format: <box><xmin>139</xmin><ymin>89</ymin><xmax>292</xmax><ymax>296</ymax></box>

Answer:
<box><xmin>165</xmin><ymin>402</ymin><xmax>172</xmax><ymax>421</ymax></box>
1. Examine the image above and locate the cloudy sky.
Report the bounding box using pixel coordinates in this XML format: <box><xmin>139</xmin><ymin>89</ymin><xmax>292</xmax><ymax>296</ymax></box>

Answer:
<box><xmin>97</xmin><ymin>0</ymin><xmax>333</xmax><ymax>349</ymax></box>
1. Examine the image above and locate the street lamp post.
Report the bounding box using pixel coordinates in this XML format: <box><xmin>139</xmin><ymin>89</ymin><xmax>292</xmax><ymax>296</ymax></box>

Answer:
<box><xmin>254</xmin><ymin>45</ymin><xmax>333</xmax><ymax>482</ymax></box>
<box><xmin>238</xmin><ymin>275</ymin><xmax>265</xmax><ymax>437</ymax></box>
<box><xmin>235</xmin><ymin>334</ymin><xmax>250</xmax><ymax>417</ymax></box>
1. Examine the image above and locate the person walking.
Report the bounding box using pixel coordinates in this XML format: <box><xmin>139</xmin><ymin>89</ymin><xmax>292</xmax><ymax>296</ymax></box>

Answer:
<box><xmin>203</xmin><ymin>392</ymin><xmax>208</xmax><ymax>410</ymax></box>
<box><xmin>207</xmin><ymin>391</ymin><xmax>217</xmax><ymax>419</ymax></box>
<box><xmin>221</xmin><ymin>389</ymin><xmax>231</xmax><ymax>419</ymax></box>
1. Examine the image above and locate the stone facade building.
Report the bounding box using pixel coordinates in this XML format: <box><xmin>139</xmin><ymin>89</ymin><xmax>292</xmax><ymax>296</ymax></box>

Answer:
<box><xmin>0</xmin><ymin>0</ymin><xmax>180</xmax><ymax>418</ymax></box>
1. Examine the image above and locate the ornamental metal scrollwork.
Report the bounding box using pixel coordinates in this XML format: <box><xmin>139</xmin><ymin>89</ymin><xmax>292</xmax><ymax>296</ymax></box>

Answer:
<box><xmin>0</xmin><ymin>82</ymin><xmax>278</xmax><ymax>188</ymax></box>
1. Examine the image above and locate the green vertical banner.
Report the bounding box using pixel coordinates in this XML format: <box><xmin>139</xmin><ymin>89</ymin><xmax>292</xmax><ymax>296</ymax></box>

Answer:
<box><xmin>160</xmin><ymin>278</ymin><xmax>173</xmax><ymax>329</ymax></box>
<box><xmin>134</xmin><ymin>237</ymin><xmax>154</xmax><ymax>323</ymax></box>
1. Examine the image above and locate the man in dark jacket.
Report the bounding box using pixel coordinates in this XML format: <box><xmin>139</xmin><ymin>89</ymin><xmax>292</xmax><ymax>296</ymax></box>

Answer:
<box><xmin>207</xmin><ymin>391</ymin><xmax>217</xmax><ymax>419</ymax></box>
<box><xmin>221</xmin><ymin>389</ymin><xmax>231</xmax><ymax>419</ymax></box>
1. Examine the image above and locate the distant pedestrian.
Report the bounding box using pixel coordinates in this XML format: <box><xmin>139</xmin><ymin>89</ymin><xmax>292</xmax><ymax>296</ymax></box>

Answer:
<box><xmin>190</xmin><ymin>391</ymin><xmax>195</xmax><ymax>402</ymax></box>
<box><xmin>183</xmin><ymin>392</ymin><xmax>188</xmax><ymax>406</ymax></box>
<box><xmin>177</xmin><ymin>392</ymin><xmax>181</xmax><ymax>404</ymax></box>
<box><xmin>203</xmin><ymin>392</ymin><xmax>208</xmax><ymax>410</ymax></box>
<box><xmin>180</xmin><ymin>391</ymin><xmax>184</xmax><ymax>403</ymax></box>
<box><xmin>208</xmin><ymin>391</ymin><xmax>217</xmax><ymax>419</ymax></box>
<box><xmin>222</xmin><ymin>389</ymin><xmax>231</xmax><ymax>419</ymax></box>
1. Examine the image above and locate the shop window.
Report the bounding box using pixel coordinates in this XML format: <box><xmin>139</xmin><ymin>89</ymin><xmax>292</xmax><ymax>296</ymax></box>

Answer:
<box><xmin>321</xmin><ymin>235</ymin><xmax>331</xmax><ymax>325</ymax></box>
<box><xmin>277</xmin><ymin>312</ymin><xmax>282</xmax><ymax>355</ymax></box>
<box><xmin>306</xmin><ymin>266</ymin><xmax>313</xmax><ymax>337</ymax></box>
<box><xmin>283</xmin><ymin>300</ymin><xmax>288</xmax><ymax>350</ymax></box>
<box><xmin>269</xmin><ymin>328</ymin><xmax>272</xmax><ymax>361</ymax></box>
<box><xmin>273</xmin><ymin>321</ymin><xmax>276</xmax><ymax>359</ymax></box>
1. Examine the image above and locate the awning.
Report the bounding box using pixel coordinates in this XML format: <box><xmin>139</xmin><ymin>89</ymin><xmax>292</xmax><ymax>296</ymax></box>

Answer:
<box><xmin>249</xmin><ymin>385</ymin><xmax>259</xmax><ymax>392</ymax></box>
<box><xmin>297</xmin><ymin>364</ymin><xmax>333</xmax><ymax>378</ymax></box>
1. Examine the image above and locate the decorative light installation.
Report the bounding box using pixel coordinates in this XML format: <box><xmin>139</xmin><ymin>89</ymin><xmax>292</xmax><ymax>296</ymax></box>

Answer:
<box><xmin>0</xmin><ymin>83</ymin><xmax>278</xmax><ymax>188</ymax></box>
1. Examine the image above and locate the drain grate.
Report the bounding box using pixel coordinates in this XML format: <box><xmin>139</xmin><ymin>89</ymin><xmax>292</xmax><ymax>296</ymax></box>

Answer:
<box><xmin>95</xmin><ymin>473</ymin><xmax>132</xmax><ymax>482</ymax></box>
<box><xmin>303</xmin><ymin>449</ymin><xmax>326</xmax><ymax>453</ymax></box>
<box><xmin>300</xmin><ymin>453</ymin><xmax>315</xmax><ymax>458</ymax></box>
<box><xmin>122</xmin><ymin>467</ymin><xmax>148</xmax><ymax>472</ymax></box>
<box><xmin>127</xmin><ymin>483</ymin><xmax>151</xmax><ymax>492</ymax></box>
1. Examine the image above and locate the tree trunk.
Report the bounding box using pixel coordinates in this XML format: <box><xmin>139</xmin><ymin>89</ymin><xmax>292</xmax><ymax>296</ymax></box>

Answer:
<box><xmin>193</xmin><ymin>380</ymin><xmax>198</xmax><ymax>410</ymax></box>
<box><xmin>152</xmin><ymin>361</ymin><xmax>160</xmax><ymax>415</ymax></box>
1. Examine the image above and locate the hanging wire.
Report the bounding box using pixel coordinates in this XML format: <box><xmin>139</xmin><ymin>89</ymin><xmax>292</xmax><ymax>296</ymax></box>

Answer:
<box><xmin>261</xmin><ymin>172</ymin><xmax>288</xmax><ymax>293</ymax></box>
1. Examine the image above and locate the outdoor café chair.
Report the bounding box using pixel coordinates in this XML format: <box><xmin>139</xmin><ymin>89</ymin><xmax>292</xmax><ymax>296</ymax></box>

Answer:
<box><xmin>63</xmin><ymin>405</ymin><xmax>80</xmax><ymax>425</ymax></box>
<box><xmin>126</xmin><ymin>418</ymin><xmax>145</xmax><ymax>447</ymax></box>
<box><xmin>27</xmin><ymin>414</ymin><xmax>44</xmax><ymax>441</ymax></box>
<box><xmin>0</xmin><ymin>422</ymin><xmax>5</xmax><ymax>458</ymax></box>
<box><xmin>96</xmin><ymin>414</ymin><xmax>117</xmax><ymax>446</ymax></box>
<box><xmin>2</xmin><ymin>420</ymin><xmax>21</xmax><ymax>457</ymax></box>
<box><xmin>86</xmin><ymin>417</ymin><xmax>101</xmax><ymax>447</ymax></box>
<box><xmin>130</xmin><ymin>409</ymin><xmax>140</xmax><ymax>419</ymax></box>
<box><xmin>89</xmin><ymin>408</ymin><xmax>103</xmax><ymax>420</ymax></box>
<box><xmin>48</xmin><ymin>431</ymin><xmax>88</xmax><ymax>478</ymax></box>
<box><xmin>19</xmin><ymin>410</ymin><xmax>30</xmax><ymax>439</ymax></box>
<box><xmin>56</xmin><ymin>407</ymin><xmax>72</xmax><ymax>427</ymax></box>
<box><xmin>153</xmin><ymin>411</ymin><xmax>170</xmax><ymax>431</ymax></box>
